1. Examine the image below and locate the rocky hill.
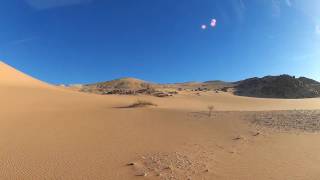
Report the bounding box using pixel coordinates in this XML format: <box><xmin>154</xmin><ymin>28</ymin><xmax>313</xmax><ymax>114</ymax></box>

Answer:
<box><xmin>79</xmin><ymin>78</ymin><xmax>154</xmax><ymax>94</ymax></box>
<box><xmin>235</xmin><ymin>75</ymin><xmax>320</xmax><ymax>99</ymax></box>
<box><xmin>88</xmin><ymin>77</ymin><xmax>151</xmax><ymax>90</ymax></box>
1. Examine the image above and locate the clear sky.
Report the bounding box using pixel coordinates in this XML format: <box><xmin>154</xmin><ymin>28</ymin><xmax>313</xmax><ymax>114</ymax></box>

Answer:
<box><xmin>0</xmin><ymin>0</ymin><xmax>319</xmax><ymax>84</ymax></box>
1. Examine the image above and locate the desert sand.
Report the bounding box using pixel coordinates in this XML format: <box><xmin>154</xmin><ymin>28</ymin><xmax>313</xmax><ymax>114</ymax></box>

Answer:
<box><xmin>1</xmin><ymin>61</ymin><xmax>320</xmax><ymax>180</ymax></box>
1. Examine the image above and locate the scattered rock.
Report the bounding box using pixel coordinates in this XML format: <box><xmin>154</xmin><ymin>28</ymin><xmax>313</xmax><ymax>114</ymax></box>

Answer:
<box><xmin>232</xmin><ymin>136</ymin><xmax>244</xmax><ymax>141</ymax></box>
<box><xmin>128</xmin><ymin>151</ymin><xmax>210</xmax><ymax>179</ymax></box>
<box><xmin>135</xmin><ymin>172</ymin><xmax>147</xmax><ymax>177</ymax></box>
<box><xmin>127</xmin><ymin>162</ymin><xmax>136</xmax><ymax>166</ymax></box>
<box><xmin>252</xmin><ymin>132</ymin><xmax>260</xmax><ymax>136</ymax></box>
<box><xmin>163</xmin><ymin>166</ymin><xmax>172</xmax><ymax>170</ymax></box>
<box><xmin>152</xmin><ymin>91</ymin><xmax>172</xmax><ymax>97</ymax></box>
<box><xmin>250</xmin><ymin>110</ymin><xmax>320</xmax><ymax>133</ymax></box>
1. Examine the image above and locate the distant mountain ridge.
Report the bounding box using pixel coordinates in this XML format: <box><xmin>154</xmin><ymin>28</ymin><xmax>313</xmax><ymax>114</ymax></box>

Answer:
<box><xmin>69</xmin><ymin>75</ymin><xmax>320</xmax><ymax>99</ymax></box>
<box><xmin>76</xmin><ymin>77</ymin><xmax>234</xmax><ymax>93</ymax></box>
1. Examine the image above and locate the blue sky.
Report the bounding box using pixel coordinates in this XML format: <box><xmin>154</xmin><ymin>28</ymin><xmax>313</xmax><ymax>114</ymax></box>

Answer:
<box><xmin>0</xmin><ymin>0</ymin><xmax>319</xmax><ymax>84</ymax></box>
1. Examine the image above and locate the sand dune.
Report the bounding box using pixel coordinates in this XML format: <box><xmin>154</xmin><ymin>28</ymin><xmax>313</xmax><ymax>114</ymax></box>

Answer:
<box><xmin>0</xmin><ymin>62</ymin><xmax>48</xmax><ymax>87</ymax></box>
<box><xmin>1</xmin><ymin>61</ymin><xmax>320</xmax><ymax>179</ymax></box>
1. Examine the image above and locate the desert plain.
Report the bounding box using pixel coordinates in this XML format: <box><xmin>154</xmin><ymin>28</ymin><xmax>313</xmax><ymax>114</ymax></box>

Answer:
<box><xmin>1</xmin><ymin>61</ymin><xmax>320</xmax><ymax>180</ymax></box>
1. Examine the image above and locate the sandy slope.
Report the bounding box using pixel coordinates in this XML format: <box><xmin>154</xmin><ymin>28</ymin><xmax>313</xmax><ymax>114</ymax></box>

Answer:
<box><xmin>1</xmin><ymin>61</ymin><xmax>320</xmax><ymax>179</ymax></box>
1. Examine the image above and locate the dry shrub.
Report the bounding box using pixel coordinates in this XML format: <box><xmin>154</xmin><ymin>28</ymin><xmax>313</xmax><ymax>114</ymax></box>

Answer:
<box><xmin>208</xmin><ymin>105</ymin><xmax>215</xmax><ymax>117</ymax></box>
<box><xmin>127</xmin><ymin>99</ymin><xmax>157</xmax><ymax>108</ymax></box>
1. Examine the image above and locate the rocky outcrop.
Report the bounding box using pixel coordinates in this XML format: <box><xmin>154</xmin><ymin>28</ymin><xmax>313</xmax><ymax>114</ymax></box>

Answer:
<box><xmin>235</xmin><ymin>75</ymin><xmax>320</xmax><ymax>99</ymax></box>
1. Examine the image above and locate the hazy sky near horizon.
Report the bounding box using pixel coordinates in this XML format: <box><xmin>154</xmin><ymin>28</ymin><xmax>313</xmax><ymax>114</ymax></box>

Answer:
<box><xmin>0</xmin><ymin>0</ymin><xmax>320</xmax><ymax>84</ymax></box>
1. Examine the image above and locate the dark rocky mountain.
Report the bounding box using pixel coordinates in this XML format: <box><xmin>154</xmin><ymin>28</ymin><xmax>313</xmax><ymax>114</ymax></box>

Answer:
<box><xmin>235</xmin><ymin>75</ymin><xmax>320</xmax><ymax>99</ymax></box>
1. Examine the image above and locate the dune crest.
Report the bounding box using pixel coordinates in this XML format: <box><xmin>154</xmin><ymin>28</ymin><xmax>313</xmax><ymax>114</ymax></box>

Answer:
<box><xmin>0</xmin><ymin>61</ymin><xmax>48</xmax><ymax>87</ymax></box>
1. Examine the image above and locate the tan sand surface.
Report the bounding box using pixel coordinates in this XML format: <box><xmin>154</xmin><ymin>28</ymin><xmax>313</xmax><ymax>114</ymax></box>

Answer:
<box><xmin>1</xmin><ymin>61</ymin><xmax>320</xmax><ymax>179</ymax></box>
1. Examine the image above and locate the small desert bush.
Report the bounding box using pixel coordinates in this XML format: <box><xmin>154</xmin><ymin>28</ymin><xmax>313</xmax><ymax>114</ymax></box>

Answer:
<box><xmin>208</xmin><ymin>105</ymin><xmax>215</xmax><ymax>117</ymax></box>
<box><xmin>127</xmin><ymin>99</ymin><xmax>157</xmax><ymax>108</ymax></box>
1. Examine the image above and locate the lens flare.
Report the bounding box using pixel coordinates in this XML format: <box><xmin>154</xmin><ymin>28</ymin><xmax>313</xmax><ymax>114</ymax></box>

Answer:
<box><xmin>210</xmin><ymin>19</ymin><xmax>217</xmax><ymax>27</ymax></box>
